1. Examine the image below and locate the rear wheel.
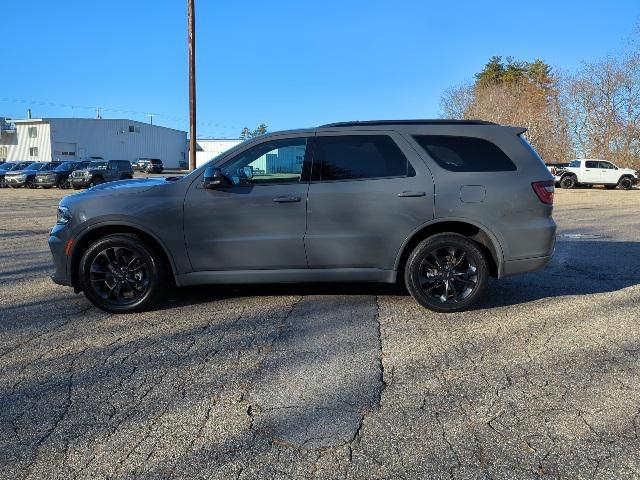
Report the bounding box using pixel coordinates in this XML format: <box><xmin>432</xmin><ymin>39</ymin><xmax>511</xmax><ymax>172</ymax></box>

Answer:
<box><xmin>79</xmin><ymin>234</ymin><xmax>166</xmax><ymax>313</ymax></box>
<box><xmin>618</xmin><ymin>177</ymin><xmax>633</xmax><ymax>190</ymax></box>
<box><xmin>560</xmin><ymin>175</ymin><xmax>576</xmax><ymax>189</ymax></box>
<box><xmin>404</xmin><ymin>233</ymin><xmax>489</xmax><ymax>313</ymax></box>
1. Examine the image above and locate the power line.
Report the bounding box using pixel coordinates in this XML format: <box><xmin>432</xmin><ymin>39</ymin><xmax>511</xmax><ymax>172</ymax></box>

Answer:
<box><xmin>0</xmin><ymin>96</ymin><xmax>246</xmax><ymax>137</ymax></box>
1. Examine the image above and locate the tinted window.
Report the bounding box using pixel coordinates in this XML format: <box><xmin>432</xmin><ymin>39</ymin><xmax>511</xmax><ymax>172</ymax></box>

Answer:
<box><xmin>585</xmin><ymin>161</ymin><xmax>598</xmax><ymax>168</ymax></box>
<box><xmin>54</xmin><ymin>162</ymin><xmax>74</xmax><ymax>172</ymax></box>
<box><xmin>313</xmin><ymin>135</ymin><xmax>411</xmax><ymax>181</ymax></box>
<box><xmin>599</xmin><ymin>161</ymin><xmax>615</xmax><ymax>169</ymax></box>
<box><xmin>221</xmin><ymin>138</ymin><xmax>308</xmax><ymax>185</ymax></box>
<box><xmin>119</xmin><ymin>161</ymin><xmax>132</xmax><ymax>171</ymax></box>
<box><xmin>413</xmin><ymin>135</ymin><xmax>516</xmax><ymax>172</ymax></box>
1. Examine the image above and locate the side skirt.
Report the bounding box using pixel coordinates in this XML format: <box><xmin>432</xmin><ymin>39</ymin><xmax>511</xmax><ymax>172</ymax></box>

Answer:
<box><xmin>175</xmin><ymin>268</ymin><xmax>396</xmax><ymax>287</ymax></box>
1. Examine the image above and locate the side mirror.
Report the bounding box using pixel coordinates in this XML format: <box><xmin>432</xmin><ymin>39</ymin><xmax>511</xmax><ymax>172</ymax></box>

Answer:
<box><xmin>241</xmin><ymin>165</ymin><xmax>254</xmax><ymax>179</ymax></box>
<box><xmin>203</xmin><ymin>166</ymin><xmax>228</xmax><ymax>189</ymax></box>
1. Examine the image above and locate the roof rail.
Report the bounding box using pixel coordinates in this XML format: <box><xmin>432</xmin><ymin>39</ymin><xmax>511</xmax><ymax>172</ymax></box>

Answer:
<box><xmin>319</xmin><ymin>119</ymin><xmax>497</xmax><ymax>128</ymax></box>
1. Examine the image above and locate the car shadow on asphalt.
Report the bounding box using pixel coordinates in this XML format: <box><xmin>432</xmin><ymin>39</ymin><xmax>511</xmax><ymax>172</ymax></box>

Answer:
<box><xmin>159</xmin><ymin>240</ymin><xmax>640</xmax><ymax>312</ymax></box>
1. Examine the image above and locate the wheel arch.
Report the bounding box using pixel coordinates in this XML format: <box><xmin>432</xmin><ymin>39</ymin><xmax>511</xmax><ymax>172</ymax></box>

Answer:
<box><xmin>394</xmin><ymin>219</ymin><xmax>503</xmax><ymax>279</ymax></box>
<box><xmin>68</xmin><ymin>222</ymin><xmax>177</xmax><ymax>289</ymax></box>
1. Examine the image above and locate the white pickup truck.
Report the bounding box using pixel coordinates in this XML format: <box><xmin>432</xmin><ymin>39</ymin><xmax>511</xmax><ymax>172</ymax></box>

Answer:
<box><xmin>556</xmin><ymin>159</ymin><xmax>638</xmax><ymax>190</ymax></box>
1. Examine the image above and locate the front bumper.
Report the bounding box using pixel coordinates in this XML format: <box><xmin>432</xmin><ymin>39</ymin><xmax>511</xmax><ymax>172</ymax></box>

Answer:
<box><xmin>71</xmin><ymin>178</ymin><xmax>92</xmax><ymax>188</ymax></box>
<box><xmin>36</xmin><ymin>177</ymin><xmax>58</xmax><ymax>187</ymax></box>
<box><xmin>48</xmin><ymin>224</ymin><xmax>74</xmax><ymax>287</ymax></box>
<box><xmin>5</xmin><ymin>177</ymin><xmax>27</xmax><ymax>187</ymax></box>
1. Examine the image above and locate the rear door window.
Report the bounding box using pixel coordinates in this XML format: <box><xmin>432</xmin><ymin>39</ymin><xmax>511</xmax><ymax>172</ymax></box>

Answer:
<box><xmin>585</xmin><ymin>161</ymin><xmax>599</xmax><ymax>168</ymax></box>
<box><xmin>413</xmin><ymin>135</ymin><xmax>516</xmax><ymax>172</ymax></box>
<box><xmin>312</xmin><ymin>135</ymin><xmax>413</xmax><ymax>181</ymax></box>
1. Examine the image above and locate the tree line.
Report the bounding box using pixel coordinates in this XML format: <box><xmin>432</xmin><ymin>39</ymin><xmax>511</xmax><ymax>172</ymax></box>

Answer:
<box><xmin>440</xmin><ymin>35</ymin><xmax>640</xmax><ymax>169</ymax></box>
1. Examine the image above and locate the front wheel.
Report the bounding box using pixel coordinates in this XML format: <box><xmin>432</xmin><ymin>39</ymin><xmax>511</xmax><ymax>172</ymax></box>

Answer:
<box><xmin>26</xmin><ymin>178</ymin><xmax>37</xmax><ymax>189</ymax></box>
<box><xmin>79</xmin><ymin>234</ymin><xmax>166</xmax><ymax>313</ymax></box>
<box><xmin>404</xmin><ymin>233</ymin><xmax>489</xmax><ymax>313</ymax></box>
<box><xmin>89</xmin><ymin>177</ymin><xmax>104</xmax><ymax>187</ymax></box>
<box><xmin>560</xmin><ymin>175</ymin><xmax>576</xmax><ymax>189</ymax></box>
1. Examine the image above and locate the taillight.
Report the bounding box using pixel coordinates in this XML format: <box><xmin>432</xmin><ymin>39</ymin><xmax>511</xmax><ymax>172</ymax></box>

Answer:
<box><xmin>532</xmin><ymin>180</ymin><xmax>554</xmax><ymax>205</ymax></box>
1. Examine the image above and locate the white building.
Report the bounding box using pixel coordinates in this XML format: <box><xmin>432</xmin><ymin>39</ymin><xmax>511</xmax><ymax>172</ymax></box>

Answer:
<box><xmin>0</xmin><ymin>117</ymin><xmax>187</xmax><ymax>168</ymax></box>
<box><xmin>194</xmin><ymin>138</ymin><xmax>243</xmax><ymax>167</ymax></box>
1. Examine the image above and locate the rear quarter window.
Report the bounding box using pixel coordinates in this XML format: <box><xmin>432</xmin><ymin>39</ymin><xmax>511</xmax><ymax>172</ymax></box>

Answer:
<box><xmin>413</xmin><ymin>135</ymin><xmax>516</xmax><ymax>172</ymax></box>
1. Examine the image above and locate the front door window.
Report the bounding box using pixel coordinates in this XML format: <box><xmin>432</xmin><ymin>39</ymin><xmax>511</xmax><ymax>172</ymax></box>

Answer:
<box><xmin>220</xmin><ymin>138</ymin><xmax>307</xmax><ymax>186</ymax></box>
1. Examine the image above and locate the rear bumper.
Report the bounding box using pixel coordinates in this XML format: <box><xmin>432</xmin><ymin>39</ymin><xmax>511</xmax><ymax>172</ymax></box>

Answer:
<box><xmin>500</xmin><ymin>254</ymin><xmax>552</xmax><ymax>278</ymax></box>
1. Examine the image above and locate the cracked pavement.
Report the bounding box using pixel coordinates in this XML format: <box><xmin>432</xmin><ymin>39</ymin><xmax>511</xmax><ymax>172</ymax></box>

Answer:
<box><xmin>1</xmin><ymin>187</ymin><xmax>639</xmax><ymax>479</ymax></box>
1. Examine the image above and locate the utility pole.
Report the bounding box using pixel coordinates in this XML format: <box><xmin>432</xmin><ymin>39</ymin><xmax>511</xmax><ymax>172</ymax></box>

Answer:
<box><xmin>188</xmin><ymin>0</ymin><xmax>197</xmax><ymax>171</ymax></box>
<box><xmin>147</xmin><ymin>113</ymin><xmax>155</xmax><ymax>125</ymax></box>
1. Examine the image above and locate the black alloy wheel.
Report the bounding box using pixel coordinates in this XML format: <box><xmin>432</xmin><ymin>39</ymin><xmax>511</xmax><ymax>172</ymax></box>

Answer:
<box><xmin>405</xmin><ymin>233</ymin><xmax>489</xmax><ymax>312</ymax></box>
<box><xmin>89</xmin><ymin>177</ymin><xmax>104</xmax><ymax>187</ymax></box>
<box><xmin>26</xmin><ymin>178</ymin><xmax>37</xmax><ymax>189</ymax></box>
<box><xmin>79</xmin><ymin>234</ymin><xmax>166</xmax><ymax>313</ymax></box>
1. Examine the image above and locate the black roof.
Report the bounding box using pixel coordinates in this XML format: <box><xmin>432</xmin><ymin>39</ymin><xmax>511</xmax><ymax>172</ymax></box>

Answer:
<box><xmin>320</xmin><ymin>119</ymin><xmax>497</xmax><ymax>128</ymax></box>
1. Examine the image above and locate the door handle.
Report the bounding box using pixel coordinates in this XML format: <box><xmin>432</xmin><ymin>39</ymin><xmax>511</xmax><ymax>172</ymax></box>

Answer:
<box><xmin>397</xmin><ymin>191</ymin><xmax>426</xmax><ymax>197</ymax></box>
<box><xmin>273</xmin><ymin>196</ymin><xmax>301</xmax><ymax>203</ymax></box>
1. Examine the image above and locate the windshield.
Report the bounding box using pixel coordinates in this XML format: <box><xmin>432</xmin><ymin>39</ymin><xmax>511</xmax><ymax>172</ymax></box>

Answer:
<box><xmin>0</xmin><ymin>163</ymin><xmax>15</xmax><ymax>171</ymax></box>
<box><xmin>54</xmin><ymin>162</ymin><xmax>75</xmax><ymax>172</ymax></box>
<box><xmin>88</xmin><ymin>161</ymin><xmax>108</xmax><ymax>169</ymax></box>
<box><xmin>11</xmin><ymin>162</ymin><xmax>33</xmax><ymax>170</ymax></box>
<box><xmin>41</xmin><ymin>162</ymin><xmax>61</xmax><ymax>171</ymax></box>
<box><xmin>569</xmin><ymin>160</ymin><xmax>581</xmax><ymax>168</ymax></box>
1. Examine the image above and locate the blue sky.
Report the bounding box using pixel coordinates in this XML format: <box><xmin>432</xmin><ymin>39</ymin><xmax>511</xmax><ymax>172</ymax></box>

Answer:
<box><xmin>2</xmin><ymin>0</ymin><xmax>638</xmax><ymax>138</ymax></box>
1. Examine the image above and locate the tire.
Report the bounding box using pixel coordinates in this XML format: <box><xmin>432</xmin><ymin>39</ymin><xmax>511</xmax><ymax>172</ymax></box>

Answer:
<box><xmin>89</xmin><ymin>177</ymin><xmax>104</xmax><ymax>187</ymax></box>
<box><xmin>560</xmin><ymin>175</ymin><xmax>576</xmax><ymax>189</ymax></box>
<box><xmin>618</xmin><ymin>177</ymin><xmax>633</xmax><ymax>190</ymax></box>
<box><xmin>79</xmin><ymin>234</ymin><xmax>167</xmax><ymax>313</ymax></box>
<box><xmin>72</xmin><ymin>184</ymin><xmax>81</xmax><ymax>190</ymax></box>
<box><xmin>26</xmin><ymin>178</ymin><xmax>37</xmax><ymax>189</ymax></box>
<box><xmin>404</xmin><ymin>233</ymin><xmax>489</xmax><ymax>313</ymax></box>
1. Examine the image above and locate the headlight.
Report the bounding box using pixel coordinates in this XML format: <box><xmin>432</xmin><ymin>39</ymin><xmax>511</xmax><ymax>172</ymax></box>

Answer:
<box><xmin>56</xmin><ymin>206</ymin><xmax>72</xmax><ymax>225</ymax></box>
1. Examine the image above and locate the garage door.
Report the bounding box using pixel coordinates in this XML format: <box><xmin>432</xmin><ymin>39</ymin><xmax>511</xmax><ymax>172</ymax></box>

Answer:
<box><xmin>54</xmin><ymin>142</ymin><xmax>77</xmax><ymax>161</ymax></box>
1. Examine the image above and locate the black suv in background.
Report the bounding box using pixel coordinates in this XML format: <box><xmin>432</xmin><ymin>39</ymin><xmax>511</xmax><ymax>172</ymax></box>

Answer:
<box><xmin>133</xmin><ymin>158</ymin><xmax>164</xmax><ymax>174</ymax></box>
<box><xmin>71</xmin><ymin>160</ymin><xmax>134</xmax><ymax>189</ymax></box>
<box><xmin>36</xmin><ymin>161</ymin><xmax>91</xmax><ymax>189</ymax></box>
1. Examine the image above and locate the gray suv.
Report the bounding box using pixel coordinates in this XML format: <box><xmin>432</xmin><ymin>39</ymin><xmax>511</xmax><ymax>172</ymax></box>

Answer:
<box><xmin>49</xmin><ymin>120</ymin><xmax>556</xmax><ymax>313</ymax></box>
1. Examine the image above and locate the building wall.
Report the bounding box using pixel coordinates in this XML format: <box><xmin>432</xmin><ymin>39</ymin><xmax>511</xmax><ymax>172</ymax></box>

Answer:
<box><xmin>194</xmin><ymin>139</ymin><xmax>243</xmax><ymax>168</ymax></box>
<box><xmin>49</xmin><ymin>119</ymin><xmax>187</xmax><ymax>168</ymax></box>
<box><xmin>0</xmin><ymin>120</ymin><xmax>52</xmax><ymax>162</ymax></box>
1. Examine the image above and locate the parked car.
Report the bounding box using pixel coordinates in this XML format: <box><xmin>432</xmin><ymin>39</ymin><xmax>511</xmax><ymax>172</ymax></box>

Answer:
<box><xmin>132</xmin><ymin>158</ymin><xmax>164</xmax><ymax>174</ymax></box>
<box><xmin>49</xmin><ymin>119</ymin><xmax>556</xmax><ymax>314</ymax></box>
<box><xmin>70</xmin><ymin>160</ymin><xmax>133</xmax><ymax>189</ymax></box>
<box><xmin>5</xmin><ymin>161</ymin><xmax>63</xmax><ymax>188</ymax></box>
<box><xmin>0</xmin><ymin>162</ymin><xmax>18</xmax><ymax>188</ymax></box>
<box><xmin>36</xmin><ymin>161</ymin><xmax>91</xmax><ymax>189</ymax></box>
<box><xmin>558</xmin><ymin>159</ymin><xmax>638</xmax><ymax>189</ymax></box>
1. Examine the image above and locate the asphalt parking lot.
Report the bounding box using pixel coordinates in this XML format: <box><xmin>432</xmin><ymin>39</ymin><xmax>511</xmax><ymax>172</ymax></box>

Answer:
<box><xmin>1</xmin><ymin>185</ymin><xmax>639</xmax><ymax>479</ymax></box>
